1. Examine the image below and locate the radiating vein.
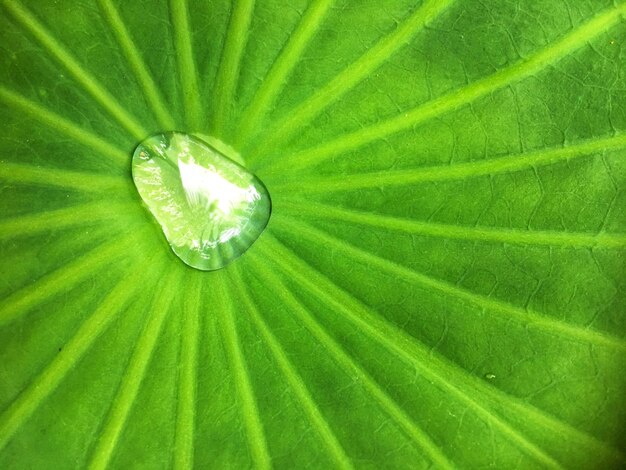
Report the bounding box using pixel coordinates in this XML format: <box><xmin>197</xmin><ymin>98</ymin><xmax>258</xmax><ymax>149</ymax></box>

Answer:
<box><xmin>97</xmin><ymin>0</ymin><xmax>176</xmax><ymax>129</ymax></box>
<box><xmin>0</xmin><ymin>257</ymin><xmax>154</xmax><ymax>453</ymax></box>
<box><xmin>278</xmin><ymin>200</ymin><xmax>626</xmax><ymax>249</ymax></box>
<box><xmin>275</xmin><ymin>216</ymin><xmax>626</xmax><ymax>353</ymax></box>
<box><xmin>229</xmin><ymin>266</ymin><xmax>354</xmax><ymax>470</ymax></box>
<box><xmin>235</xmin><ymin>0</ymin><xmax>335</xmax><ymax>145</ymax></box>
<box><xmin>173</xmin><ymin>273</ymin><xmax>201</xmax><ymax>470</ymax></box>
<box><xmin>211</xmin><ymin>0</ymin><xmax>256</xmax><ymax>137</ymax></box>
<box><xmin>246</xmin><ymin>253</ymin><xmax>456</xmax><ymax>470</ymax></box>
<box><xmin>0</xmin><ymin>87</ymin><xmax>128</xmax><ymax>166</ymax></box>
<box><xmin>250</xmin><ymin>0</ymin><xmax>454</xmax><ymax>160</ymax></box>
<box><xmin>215</xmin><ymin>271</ymin><xmax>271</xmax><ymax>469</ymax></box>
<box><xmin>0</xmin><ymin>226</ymin><xmax>145</xmax><ymax>327</ymax></box>
<box><xmin>269</xmin><ymin>133</ymin><xmax>626</xmax><ymax>192</ymax></box>
<box><xmin>258</xmin><ymin>235</ymin><xmax>624</xmax><ymax>467</ymax></box>
<box><xmin>0</xmin><ymin>200</ymin><xmax>138</xmax><ymax>240</ymax></box>
<box><xmin>88</xmin><ymin>266</ymin><xmax>180</xmax><ymax>470</ymax></box>
<box><xmin>0</xmin><ymin>162</ymin><xmax>126</xmax><ymax>192</ymax></box>
<box><xmin>2</xmin><ymin>0</ymin><xmax>146</xmax><ymax>139</ymax></box>
<box><xmin>259</xmin><ymin>4</ymin><xmax>626</xmax><ymax>172</ymax></box>
<box><xmin>170</xmin><ymin>0</ymin><xmax>203</xmax><ymax>130</ymax></box>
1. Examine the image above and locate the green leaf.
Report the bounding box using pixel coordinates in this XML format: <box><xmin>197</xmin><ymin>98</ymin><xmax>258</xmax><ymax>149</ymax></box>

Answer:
<box><xmin>1</xmin><ymin>0</ymin><xmax>625</xmax><ymax>468</ymax></box>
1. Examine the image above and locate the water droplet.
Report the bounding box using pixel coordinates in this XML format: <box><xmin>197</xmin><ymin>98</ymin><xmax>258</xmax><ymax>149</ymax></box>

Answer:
<box><xmin>132</xmin><ymin>132</ymin><xmax>271</xmax><ymax>271</ymax></box>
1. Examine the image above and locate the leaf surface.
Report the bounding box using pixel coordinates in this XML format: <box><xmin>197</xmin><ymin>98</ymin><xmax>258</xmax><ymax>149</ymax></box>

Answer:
<box><xmin>1</xmin><ymin>0</ymin><xmax>625</xmax><ymax>468</ymax></box>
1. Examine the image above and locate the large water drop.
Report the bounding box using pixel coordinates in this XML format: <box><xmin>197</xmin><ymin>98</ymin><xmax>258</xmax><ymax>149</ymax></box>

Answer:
<box><xmin>132</xmin><ymin>132</ymin><xmax>271</xmax><ymax>271</ymax></box>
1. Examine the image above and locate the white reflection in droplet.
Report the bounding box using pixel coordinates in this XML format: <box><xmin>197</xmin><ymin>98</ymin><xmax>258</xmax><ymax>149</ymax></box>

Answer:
<box><xmin>178</xmin><ymin>156</ymin><xmax>259</xmax><ymax>217</ymax></box>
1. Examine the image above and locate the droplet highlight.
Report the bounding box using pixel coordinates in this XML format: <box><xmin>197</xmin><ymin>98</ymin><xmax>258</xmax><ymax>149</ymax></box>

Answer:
<box><xmin>132</xmin><ymin>132</ymin><xmax>271</xmax><ymax>271</ymax></box>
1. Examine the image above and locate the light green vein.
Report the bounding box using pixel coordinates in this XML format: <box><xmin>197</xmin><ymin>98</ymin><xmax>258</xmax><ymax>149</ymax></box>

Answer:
<box><xmin>229</xmin><ymin>265</ymin><xmax>354</xmax><ymax>470</ymax></box>
<box><xmin>270</xmin><ymin>133</ymin><xmax>626</xmax><ymax>192</ymax></box>
<box><xmin>97</xmin><ymin>0</ymin><xmax>176</xmax><ymax>129</ymax></box>
<box><xmin>0</xmin><ymin>162</ymin><xmax>126</xmax><ymax>192</ymax></box>
<box><xmin>0</xmin><ymin>226</ymin><xmax>145</xmax><ymax>328</ymax></box>
<box><xmin>0</xmin><ymin>87</ymin><xmax>128</xmax><ymax>166</ymax></box>
<box><xmin>215</xmin><ymin>271</ymin><xmax>271</xmax><ymax>469</ymax></box>
<box><xmin>258</xmin><ymin>235</ymin><xmax>623</xmax><ymax>467</ymax></box>
<box><xmin>234</xmin><ymin>0</ymin><xmax>334</xmax><ymax>145</ymax></box>
<box><xmin>173</xmin><ymin>273</ymin><xmax>201</xmax><ymax>470</ymax></box>
<box><xmin>211</xmin><ymin>0</ymin><xmax>256</xmax><ymax>137</ymax></box>
<box><xmin>246</xmin><ymin>253</ymin><xmax>456</xmax><ymax>470</ymax></box>
<box><xmin>274</xmin><ymin>215</ymin><xmax>626</xmax><ymax>354</ymax></box>
<box><xmin>169</xmin><ymin>0</ymin><xmax>203</xmax><ymax>130</ymax></box>
<box><xmin>2</xmin><ymin>0</ymin><xmax>146</xmax><ymax>139</ymax></box>
<box><xmin>278</xmin><ymin>200</ymin><xmax>626</xmax><ymax>249</ymax></box>
<box><xmin>88</xmin><ymin>266</ymin><xmax>181</xmax><ymax>470</ymax></box>
<box><xmin>260</xmin><ymin>4</ymin><xmax>626</xmax><ymax>173</ymax></box>
<box><xmin>0</xmin><ymin>200</ymin><xmax>138</xmax><ymax>240</ymax></box>
<box><xmin>0</xmin><ymin>257</ymin><xmax>154</xmax><ymax>453</ymax></box>
<box><xmin>250</xmin><ymin>0</ymin><xmax>454</xmax><ymax>160</ymax></box>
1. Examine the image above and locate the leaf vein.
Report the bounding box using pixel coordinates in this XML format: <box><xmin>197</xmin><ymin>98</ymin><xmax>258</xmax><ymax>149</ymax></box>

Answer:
<box><xmin>250</xmin><ymin>0</ymin><xmax>455</xmax><ymax>160</ymax></box>
<box><xmin>97</xmin><ymin>0</ymin><xmax>176</xmax><ymax>129</ymax></box>
<box><xmin>169</xmin><ymin>0</ymin><xmax>203</xmax><ymax>130</ymax></box>
<box><xmin>247</xmin><ymin>252</ymin><xmax>456</xmax><ymax>470</ymax></box>
<box><xmin>234</xmin><ymin>0</ymin><xmax>334</xmax><ymax>145</ymax></box>
<box><xmin>211</xmin><ymin>0</ymin><xmax>256</xmax><ymax>137</ymax></box>
<box><xmin>215</xmin><ymin>271</ymin><xmax>272</xmax><ymax>469</ymax></box>
<box><xmin>229</xmin><ymin>265</ymin><xmax>354</xmax><ymax>470</ymax></box>
<box><xmin>87</xmin><ymin>265</ymin><xmax>180</xmax><ymax>470</ymax></box>
<box><xmin>0</xmin><ymin>161</ymin><xmax>126</xmax><ymax>192</ymax></box>
<box><xmin>0</xmin><ymin>87</ymin><xmax>128</xmax><ymax>166</ymax></box>
<box><xmin>274</xmin><ymin>216</ymin><xmax>626</xmax><ymax>353</ymax></box>
<box><xmin>0</xmin><ymin>200</ymin><xmax>139</xmax><ymax>240</ymax></box>
<box><xmin>0</xmin><ymin>227</ymin><xmax>146</xmax><ymax>328</ymax></box>
<box><xmin>278</xmin><ymin>200</ymin><xmax>626</xmax><ymax>248</ymax></box>
<box><xmin>261</xmin><ymin>4</ymin><xmax>626</xmax><ymax>173</ymax></box>
<box><xmin>268</xmin><ymin>133</ymin><xmax>626</xmax><ymax>191</ymax></box>
<box><xmin>2</xmin><ymin>0</ymin><xmax>147</xmax><ymax>139</ymax></box>
<box><xmin>259</xmin><ymin>234</ymin><xmax>625</xmax><ymax>466</ymax></box>
<box><xmin>0</xmin><ymin>257</ymin><xmax>155</xmax><ymax>454</ymax></box>
<box><xmin>173</xmin><ymin>274</ymin><xmax>201</xmax><ymax>470</ymax></box>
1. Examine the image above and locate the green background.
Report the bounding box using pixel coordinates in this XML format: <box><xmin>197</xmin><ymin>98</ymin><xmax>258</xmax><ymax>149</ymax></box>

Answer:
<box><xmin>1</xmin><ymin>0</ymin><xmax>625</xmax><ymax>468</ymax></box>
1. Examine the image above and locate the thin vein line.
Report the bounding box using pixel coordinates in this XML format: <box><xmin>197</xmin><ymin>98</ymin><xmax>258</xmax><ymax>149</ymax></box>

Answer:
<box><xmin>97</xmin><ymin>0</ymin><xmax>176</xmax><ymax>129</ymax></box>
<box><xmin>270</xmin><ymin>133</ymin><xmax>626</xmax><ymax>192</ymax></box>
<box><xmin>0</xmin><ymin>226</ymin><xmax>146</xmax><ymax>328</ymax></box>
<box><xmin>229</xmin><ymin>265</ymin><xmax>354</xmax><ymax>470</ymax></box>
<box><xmin>173</xmin><ymin>273</ymin><xmax>201</xmax><ymax>470</ymax></box>
<box><xmin>234</xmin><ymin>0</ymin><xmax>335</xmax><ymax>145</ymax></box>
<box><xmin>250</xmin><ymin>0</ymin><xmax>454</xmax><ymax>159</ymax></box>
<box><xmin>87</xmin><ymin>265</ymin><xmax>181</xmax><ymax>470</ymax></box>
<box><xmin>259</xmin><ymin>4</ymin><xmax>626</xmax><ymax>173</ymax></box>
<box><xmin>0</xmin><ymin>257</ymin><xmax>155</xmax><ymax>453</ymax></box>
<box><xmin>0</xmin><ymin>87</ymin><xmax>128</xmax><ymax>166</ymax></box>
<box><xmin>274</xmin><ymin>215</ymin><xmax>626</xmax><ymax>353</ymax></box>
<box><xmin>215</xmin><ymin>271</ymin><xmax>271</xmax><ymax>469</ymax></box>
<box><xmin>278</xmin><ymin>200</ymin><xmax>626</xmax><ymax>249</ymax></box>
<box><xmin>169</xmin><ymin>0</ymin><xmax>203</xmax><ymax>130</ymax></box>
<box><xmin>246</xmin><ymin>253</ymin><xmax>456</xmax><ymax>470</ymax></box>
<box><xmin>2</xmin><ymin>0</ymin><xmax>147</xmax><ymax>139</ymax></box>
<box><xmin>258</xmin><ymin>234</ymin><xmax>624</xmax><ymax>467</ymax></box>
<box><xmin>211</xmin><ymin>0</ymin><xmax>256</xmax><ymax>137</ymax></box>
<box><xmin>0</xmin><ymin>200</ymin><xmax>139</xmax><ymax>240</ymax></box>
<box><xmin>0</xmin><ymin>162</ymin><xmax>126</xmax><ymax>192</ymax></box>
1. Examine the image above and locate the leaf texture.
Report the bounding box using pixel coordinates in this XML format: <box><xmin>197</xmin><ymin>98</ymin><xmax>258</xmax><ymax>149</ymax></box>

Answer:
<box><xmin>1</xmin><ymin>0</ymin><xmax>625</xmax><ymax>468</ymax></box>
